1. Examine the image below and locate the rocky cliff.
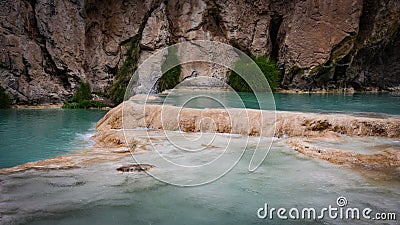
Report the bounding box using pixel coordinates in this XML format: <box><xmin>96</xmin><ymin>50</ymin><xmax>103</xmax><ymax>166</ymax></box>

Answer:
<box><xmin>1</xmin><ymin>0</ymin><xmax>399</xmax><ymax>104</ymax></box>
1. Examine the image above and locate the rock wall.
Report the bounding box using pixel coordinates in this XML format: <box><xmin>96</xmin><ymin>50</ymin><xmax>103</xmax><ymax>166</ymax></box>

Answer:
<box><xmin>0</xmin><ymin>0</ymin><xmax>86</xmax><ymax>104</ymax></box>
<box><xmin>1</xmin><ymin>0</ymin><xmax>399</xmax><ymax>104</ymax></box>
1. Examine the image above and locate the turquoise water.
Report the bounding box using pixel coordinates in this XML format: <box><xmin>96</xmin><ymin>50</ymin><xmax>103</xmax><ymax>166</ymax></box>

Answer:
<box><xmin>0</xmin><ymin>109</ymin><xmax>106</xmax><ymax>169</ymax></box>
<box><xmin>152</xmin><ymin>91</ymin><xmax>400</xmax><ymax>115</ymax></box>
<box><xmin>275</xmin><ymin>93</ymin><xmax>399</xmax><ymax>115</ymax></box>
<box><xmin>0</xmin><ymin>94</ymin><xmax>399</xmax><ymax>225</ymax></box>
<box><xmin>2</xmin><ymin>92</ymin><xmax>397</xmax><ymax>169</ymax></box>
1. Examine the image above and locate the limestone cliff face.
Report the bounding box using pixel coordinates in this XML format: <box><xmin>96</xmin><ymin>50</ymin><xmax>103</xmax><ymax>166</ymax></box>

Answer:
<box><xmin>0</xmin><ymin>0</ymin><xmax>399</xmax><ymax>104</ymax></box>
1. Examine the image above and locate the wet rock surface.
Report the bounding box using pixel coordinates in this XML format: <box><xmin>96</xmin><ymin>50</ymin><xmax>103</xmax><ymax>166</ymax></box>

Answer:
<box><xmin>96</xmin><ymin>101</ymin><xmax>400</xmax><ymax>138</ymax></box>
<box><xmin>94</xmin><ymin>101</ymin><xmax>400</xmax><ymax>175</ymax></box>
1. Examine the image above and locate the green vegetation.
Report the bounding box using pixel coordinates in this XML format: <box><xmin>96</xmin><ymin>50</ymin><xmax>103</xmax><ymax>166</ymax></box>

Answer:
<box><xmin>228</xmin><ymin>55</ymin><xmax>280</xmax><ymax>92</ymax></box>
<box><xmin>63</xmin><ymin>82</ymin><xmax>105</xmax><ymax>109</ymax></box>
<box><xmin>108</xmin><ymin>7</ymin><xmax>157</xmax><ymax>104</ymax></box>
<box><xmin>69</xmin><ymin>82</ymin><xmax>92</xmax><ymax>103</ymax></box>
<box><xmin>62</xmin><ymin>100</ymin><xmax>105</xmax><ymax>109</ymax></box>
<box><xmin>158</xmin><ymin>47</ymin><xmax>182</xmax><ymax>92</ymax></box>
<box><xmin>108</xmin><ymin>35</ymin><xmax>141</xmax><ymax>104</ymax></box>
<box><xmin>0</xmin><ymin>87</ymin><xmax>11</xmax><ymax>109</ymax></box>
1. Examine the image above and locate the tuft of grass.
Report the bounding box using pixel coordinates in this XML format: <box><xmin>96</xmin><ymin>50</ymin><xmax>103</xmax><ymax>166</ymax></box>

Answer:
<box><xmin>228</xmin><ymin>55</ymin><xmax>280</xmax><ymax>92</ymax></box>
<box><xmin>63</xmin><ymin>82</ymin><xmax>105</xmax><ymax>109</ymax></box>
<box><xmin>158</xmin><ymin>47</ymin><xmax>182</xmax><ymax>92</ymax></box>
<box><xmin>0</xmin><ymin>87</ymin><xmax>11</xmax><ymax>109</ymax></box>
<box><xmin>62</xmin><ymin>100</ymin><xmax>105</xmax><ymax>109</ymax></box>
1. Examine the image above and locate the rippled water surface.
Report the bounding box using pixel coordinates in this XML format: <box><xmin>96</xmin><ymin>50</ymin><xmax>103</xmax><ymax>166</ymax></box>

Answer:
<box><xmin>0</xmin><ymin>109</ymin><xmax>106</xmax><ymax>168</ymax></box>
<box><xmin>1</xmin><ymin>131</ymin><xmax>398</xmax><ymax>225</ymax></box>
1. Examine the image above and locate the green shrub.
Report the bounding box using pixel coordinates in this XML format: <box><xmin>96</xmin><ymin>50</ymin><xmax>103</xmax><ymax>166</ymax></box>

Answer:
<box><xmin>254</xmin><ymin>56</ymin><xmax>280</xmax><ymax>90</ymax></box>
<box><xmin>0</xmin><ymin>87</ymin><xmax>11</xmax><ymax>109</ymax></box>
<box><xmin>63</xmin><ymin>82</ymin><xmax>105</xmax><ymax>109</ymax></box>
<box><xmin>158</xmin><ymin>47</ymin><xmax>181</xmax><ymax>92</ymax></box>
<box><xmin>69</xmin><ymin>82</ymin><xmax>92</xmax><ymax>102</ymax></box>
<box><xmin>228</xmin><ymin>55</ymin><xmax>280</xmax><ymax>92</ymax></box>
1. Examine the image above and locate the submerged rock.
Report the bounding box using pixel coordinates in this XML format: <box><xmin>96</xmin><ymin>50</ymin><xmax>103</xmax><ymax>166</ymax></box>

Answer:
<box><xmin>286</xmin><ymin>137</ymin><xmax>400</xmax><ymax>178</ymax></box>
<box><xmin>116</xmin><ymin>164</ymin><xmax>154</xmax><ymax>173</ymax></box>
<box><xmin>0</xmin><ymin>157</ymin><xmax>80</xmax><ymax>175</ymax></box>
